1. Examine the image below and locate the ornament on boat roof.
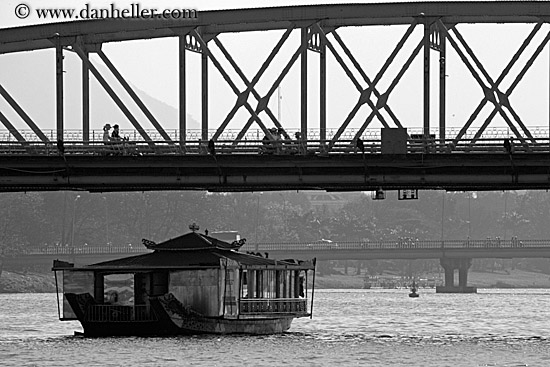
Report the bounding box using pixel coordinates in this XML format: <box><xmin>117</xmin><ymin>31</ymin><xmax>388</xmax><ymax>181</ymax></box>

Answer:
<box><xmin>142</xmin><ymin>238</ymin><xmax>156</xmax><ymax>247</ymax></box>
<box><xmin>189</xmin><ymin>223</ymin><xmax>200</xmax><ymax>232</ymax></box>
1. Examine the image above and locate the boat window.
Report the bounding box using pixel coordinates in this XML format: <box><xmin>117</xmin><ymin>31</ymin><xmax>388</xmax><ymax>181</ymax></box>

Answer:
<box><xmin>103</xmin><ymin>273</ymin><xmax>134</xmax><ymax>306</ymax></box>
<box><xmin>223</xmin><ymin>268</ymin><xmax>238</xmax><ymax>316</ymax></box>
<box><xmin>241</xmin><ymin>270</ymin><xmax>248</xmax><ymax>298</ymax></box>
<box><xmin>245</xmin><ymin>270</ymin><xmax>282</xmax><ymax>299</ymax></box>
<box><xmin>263</xmin><ymin>270</ymin><xmax>276</xmax><ymax>299</ymax></box>
<box><xmin>151</xmin><ymin>271</ymin><xmax>169</xmax><ymax>295</ymax></box>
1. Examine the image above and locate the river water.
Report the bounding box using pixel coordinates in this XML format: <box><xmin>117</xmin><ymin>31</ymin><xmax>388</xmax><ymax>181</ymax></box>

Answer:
<box><xmin>1</xmin><ymin>289</ymin><xmax>550</xmax><ymax>366</ymax></box>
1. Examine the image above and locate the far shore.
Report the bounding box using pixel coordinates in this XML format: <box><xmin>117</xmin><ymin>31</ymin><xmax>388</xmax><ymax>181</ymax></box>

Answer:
<box><xmin>2</xmin><ymin>268</ymin><xmax>550</xmax><ymax>293</ymax></box>
<box><xmin>315</xmin><ymin>269</ymin><xmax>550</xmax><ymax>289</ymax></box>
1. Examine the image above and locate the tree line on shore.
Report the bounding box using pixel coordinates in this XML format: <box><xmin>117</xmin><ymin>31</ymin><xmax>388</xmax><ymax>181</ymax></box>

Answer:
<box><xmin>0</xmin><ymin>190</ymin><xmax>549</xmax><ymax>274</ymax></box>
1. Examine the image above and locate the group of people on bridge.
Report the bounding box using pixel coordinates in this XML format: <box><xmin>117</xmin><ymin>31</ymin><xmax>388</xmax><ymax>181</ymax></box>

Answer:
<box><xmin>102</xmin><ymin>123</ymin><xmax>136</xmax><ymax>155</ymax></box>
<box><xmin>260</xmin><ymin>127</ymin><xmax>306</xmax><ymax>155</ymax></box>
<box><xmin>103</xmin><ymin>123</ymin><xmax>126</xmax><ymax>143</ymax></box>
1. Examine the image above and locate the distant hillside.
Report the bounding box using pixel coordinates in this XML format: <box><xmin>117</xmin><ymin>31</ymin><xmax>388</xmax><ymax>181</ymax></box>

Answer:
<box><xmin>0</xmin><ymin>51</ymin><xmax>198</xmax><ymax>137</ymax></box>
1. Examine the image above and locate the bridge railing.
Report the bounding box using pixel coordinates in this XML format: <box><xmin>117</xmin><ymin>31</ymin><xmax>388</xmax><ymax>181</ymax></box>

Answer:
<box><xmin>19</xmin><ymin>239</ymin><xmax>550</xmax><ymax>256</ymax></box>
<box><xmin>242</xmin><ymin>239</ymin><xmax>550</xmax><ymax>252</ymax></box>
<box><xmin>21</xmin><ymin>246</ymin><xmax>150</xmax><ymax>255</ymax></box>
<box><xmin>2</xmin><ymin>127</ymin><xmax>549</xmax><ymax>143</ymax></box>
<box><xmin>0</xmin><ymin>137</ymin><xmax>549</xmax><ymax>156</ymax></box>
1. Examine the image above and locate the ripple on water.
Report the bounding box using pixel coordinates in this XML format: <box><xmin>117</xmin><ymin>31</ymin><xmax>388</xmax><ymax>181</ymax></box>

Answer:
<box><xmin>2</xmin><ymin>291</ymin><xmax>550</xmax><ymax>366</ymax></box>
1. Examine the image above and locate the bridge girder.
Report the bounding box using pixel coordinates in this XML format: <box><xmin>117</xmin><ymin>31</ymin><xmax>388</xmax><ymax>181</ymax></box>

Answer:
<box><xmin>0</xmin><ymin>153</ymin><xmax>548</xmax><ymax>193</ymax></box>
<box><xmin>1</xmin><ymin>3</ymin><xmax>550</xmax><ymax>192</ymax></box>
<box><xmin>3</xmin><ymin>2</ymin><xmax>550</xmax><ymax>54</ymax></box>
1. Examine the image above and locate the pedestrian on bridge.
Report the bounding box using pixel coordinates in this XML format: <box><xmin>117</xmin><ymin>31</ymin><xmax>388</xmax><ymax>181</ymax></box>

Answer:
<box><xmin>356</xmin><ymin>138</ymin><xmax>365</xmax><ymax>154</ymax></box>
<box><xmin>503</xmin><ymin>138</ymin><xmax>513</xmax><ymax>155</ymax></box>
<box><xmin>111</xmin><ymin>124</ymin><xmax>122</xmax><ymax>141</ymax></box>
<box><xmin>207</xmin><ymin>139</ymin><xmax>216</xmax><ymax>155</ymax></box>
<box><xmin>295</xmin><ymin>131</ymin><xmax>306</xmax><ymax>155</ymax></box>
<box><xmin>103</xmin><ymin>124</ymin><xmax>112</xmax><ymax>144</ymax></box>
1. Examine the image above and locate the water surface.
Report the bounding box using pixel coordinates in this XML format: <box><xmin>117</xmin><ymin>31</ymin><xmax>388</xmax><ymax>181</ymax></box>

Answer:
<box><xmin>1</xmin><ymin>289</ymin><xmax>550</xmax><ymax>366</ymax></box>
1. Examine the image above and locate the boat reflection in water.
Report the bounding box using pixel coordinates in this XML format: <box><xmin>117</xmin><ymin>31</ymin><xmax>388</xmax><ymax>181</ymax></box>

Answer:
<box><xmin>52</xmin><ymin>225</ymin><xmax>316</xmax><ymax>337</ymax></box>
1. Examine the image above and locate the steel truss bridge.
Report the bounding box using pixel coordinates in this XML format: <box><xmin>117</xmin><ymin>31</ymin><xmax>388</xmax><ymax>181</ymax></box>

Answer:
<box><xmin>2</xmin><ymin>2</ymin><xmax>550</xmax><ymax>192</ymax></box>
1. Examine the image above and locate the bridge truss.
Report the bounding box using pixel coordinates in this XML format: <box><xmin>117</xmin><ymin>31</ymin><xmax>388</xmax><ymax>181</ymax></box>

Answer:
<box><xmin>1</xmin><ymin>2</ymin><xmax>550</xmax><ymax>192</ymax></box>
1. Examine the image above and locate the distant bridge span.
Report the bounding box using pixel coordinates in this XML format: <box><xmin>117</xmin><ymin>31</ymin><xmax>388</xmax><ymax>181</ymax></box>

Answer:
<box><xmin>5</xmin><ymin>238</ymin><xmax>550</xmax><ymax>265</ymax></box>
<box><xmin>6</xmin><ymin>238</ymin><xmax>547</xmax><ymax>292</ymax></box>
<box><xmin>2</xmin><ymin>3</ymin><xmax>550</xmax><ymax>192</ymax></box>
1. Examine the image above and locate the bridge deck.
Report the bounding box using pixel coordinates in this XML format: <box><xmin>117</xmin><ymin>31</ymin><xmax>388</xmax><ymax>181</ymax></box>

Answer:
<box><xmin>0</xmin><ymin>145</ymin><xmax>548</xmax><ymax>192</ymax></box>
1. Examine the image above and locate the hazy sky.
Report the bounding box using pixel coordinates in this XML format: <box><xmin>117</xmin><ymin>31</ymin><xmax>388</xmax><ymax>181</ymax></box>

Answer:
<box><xmin>0</xmin><ymin>0</ymin><xmax>549</xmax><ymax>135</ymax></box>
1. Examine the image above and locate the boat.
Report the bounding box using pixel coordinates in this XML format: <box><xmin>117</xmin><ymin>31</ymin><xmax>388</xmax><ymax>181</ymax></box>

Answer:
<box><xmin>52</xmin><ymin>224</ymin><xmax>316</xmax><ymax>337</ymax></box>
<box><xmin>409</xmin><ymin>280</ymin><xmax>419</xmax><ymax>298</ymax></box>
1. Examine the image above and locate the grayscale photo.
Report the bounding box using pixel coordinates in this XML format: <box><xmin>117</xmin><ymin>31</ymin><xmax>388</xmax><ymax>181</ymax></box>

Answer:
<box><xmin>1</xmin><ymin>0</ymin><xmax>550</xmax><ymax>365</ymax></box>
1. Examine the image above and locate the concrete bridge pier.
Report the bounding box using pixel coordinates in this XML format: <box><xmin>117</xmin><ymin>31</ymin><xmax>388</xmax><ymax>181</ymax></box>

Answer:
<box><xmin>436</xmin><ymin>258</ymin><xmax>477</xmax><ymax>293</ymax></box>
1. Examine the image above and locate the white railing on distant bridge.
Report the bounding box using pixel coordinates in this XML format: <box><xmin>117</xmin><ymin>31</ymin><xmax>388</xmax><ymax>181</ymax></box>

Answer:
<box><xmin>19</xmin><ymin>239</ymin><xmax>550</xmax><ymax>256</ymax></box>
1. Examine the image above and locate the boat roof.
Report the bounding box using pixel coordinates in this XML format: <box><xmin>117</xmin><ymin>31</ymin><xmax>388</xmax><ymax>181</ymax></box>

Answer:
<box><xmin>75</xmin><ymin>249</ymin><xmax>313</xmax><ymax>271</ymax></box>
<box><xmin>52</xmin><ymin>230</ymin><xmax>315</xmax><ymax>271</ymax></box>
<box><xmin>142</xmin><ymin>231</ymin><xmax>242</xmax><ymax>251</ymax></box>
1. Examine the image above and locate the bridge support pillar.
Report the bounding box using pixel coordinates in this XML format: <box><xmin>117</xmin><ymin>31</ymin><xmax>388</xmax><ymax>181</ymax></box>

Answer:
<box><xmin>436</xmin><ymin>257</ymin><xmax>477</xmax><ymax>293</ymax></box>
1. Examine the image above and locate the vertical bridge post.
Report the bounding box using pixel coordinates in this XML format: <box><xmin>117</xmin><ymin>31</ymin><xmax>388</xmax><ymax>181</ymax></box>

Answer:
<box><xmin>55</xmin><ymin>35</ymin><xmax>64</xmax><ymax>144</ymax></box>
<box><xmin>437</xmin><ymin>257</ymin><xmax>477</xmax><ymax>293</ymax></box>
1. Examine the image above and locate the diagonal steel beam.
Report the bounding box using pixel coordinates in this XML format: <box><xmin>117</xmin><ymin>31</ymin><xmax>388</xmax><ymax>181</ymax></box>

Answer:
<box><xmin>440</xmin><ymin>22</ymin><xmax>527</xmax><ymax>147</ymax></box>
<box><xmin>450</xmin><ymin>26</ymin><xmax>535</xmax><ymax>145</ymax></box>
<box><xmin>191</xmin><ymin>29</ymin><xmax>271</xmax><ymax>140</ymax></box>
<box><xmin>0</xmin><ymin>110</ymin><xmax>33</xmax><ymax>153</ymax></box>
<box><xmin>0</xmin><ymin>110</ymin><xmax>27</xmax><ymax>143</ymax></box>
<box><xmin>351</xmin><ymin>39</ymin><xmax>424</xmax><ymax>144</ymax></box>
<box><xmin>451</xmin><ymin>99</ymin><xmax>489</xmax><ymax>148</ymax></box>
<box><xmin>455</xmin><ymin>23</ymin><xmax>541</xmax><ymax>146</ymax></box>
<box><xmin>325</xmin><ymin>23</ymin><xmax>419</xmax><ymax>150</ymax></box>
<box><xmin>0</xmin><ymin>84</ymin><xmax>49</xmax><ymax>142</ymax></box>
<box><xmin>332</xmin><ymin>29</ymin><xmax>402</xmax><ymax>128</ymax></box>
<box><xmin>496</xmin><ymin>23</ymin><xmax>543</xmax><ymax>86</ymax></box>
<box><xmin>97</xmin><ymin>50</ymin><xmax>173</xmax><ymax>143</ymax></box>
<box><xmin>211</xmin><ymin>27</ymin><xmax>293</xmax><ymax>140</ymax></box>
<box><xmin>372</xmin><ymin>22</ymin><xmax>418</xmax><ymax>86</ymax></box>
<box><xmin>314</xmin><ymin>24</ymin><xmax>390</xmax><ymax>150</ymax></box>
<box><xmin>467</xmin><ymin>24</ymin><xmax>547</xmax><ymax>147</ymax></box>
<box><xmin>233</xmin><ymin>43</ymin><xmax>304</xmax><ymax>146</ymax></box>
<box><xmin>500</xmin><ymin>29</ymin><xmax>550</xmax><ymax>143</ymax></box>
<box><xmin>72</xmin><ymin>45</ymin><xmax>154</xmax><ymax>145</ymax></box>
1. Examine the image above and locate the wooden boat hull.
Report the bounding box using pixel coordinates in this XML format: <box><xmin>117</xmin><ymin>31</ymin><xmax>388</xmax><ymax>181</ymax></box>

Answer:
<box><xmin>152</xmin><ymin>293</ymin><xmax>294</xmax><ymax>335</ymax></box>
<box><xmin>66</xmin><ymin>293</ymin><xmax>297</xmax><ymax>337</ymax></box>
<box><xmin>79</xmin><ymin>318</ymin><xmax>293</xmax><ymax>337</ymax></box>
